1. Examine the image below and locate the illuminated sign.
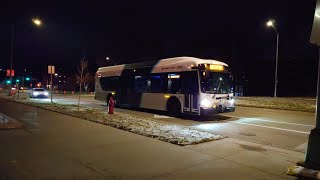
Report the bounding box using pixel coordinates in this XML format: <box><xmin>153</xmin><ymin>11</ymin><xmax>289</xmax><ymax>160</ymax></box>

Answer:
<box><xmin>209</xmin><ymin>64</ymin><xmax>224</xmax><ymax>71</ymax></box>
<box><xmin>168</xmin><ymin>74</ymin><xmax>180</xmax><ymax>79</ymax></box>
<box><xmin>48</xmin><ymin>65</ymin><xmax>55</xmax><ymax>74</ymax></box>
<box><xmin>6</xmin><ymin>69</ymin><xmax>14</xmax><ymax>76</ymax></box>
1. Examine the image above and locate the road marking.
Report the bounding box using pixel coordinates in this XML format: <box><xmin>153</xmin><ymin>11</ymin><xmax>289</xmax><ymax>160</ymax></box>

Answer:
<box><xmin>231</xmin><ymin>121</ymin><xmax>310</xmax><ymax>134</ymax></box>
<box><xmin>227</xmin><ymin>115</ymin><xmax>314</xmax><ymax>127</ymax></box>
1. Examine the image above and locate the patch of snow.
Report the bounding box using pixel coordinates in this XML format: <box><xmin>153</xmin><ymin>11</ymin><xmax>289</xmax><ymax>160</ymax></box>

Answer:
<box><xmin>0</xmin><ymin>95</ymin><xmax>224</xmax><ymax>146</ymax></box>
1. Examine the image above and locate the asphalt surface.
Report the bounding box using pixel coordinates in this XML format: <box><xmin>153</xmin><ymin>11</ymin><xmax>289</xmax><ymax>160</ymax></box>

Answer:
<box><xmin>0</xmin><ymin>97</ymin><xmax>301</xmax><ymax>179</ymax></box>
<box><xmin>6</xmin><ymin>92</ymin><xmax>315</xmax><ymax>152</ymax></box>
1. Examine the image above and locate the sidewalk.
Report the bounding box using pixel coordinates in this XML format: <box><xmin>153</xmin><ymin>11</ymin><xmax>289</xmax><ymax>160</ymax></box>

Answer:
<box><xmin>0</xmin><ymin>101</ymin><xmax>302</xmax><ymax>179</ymax></box>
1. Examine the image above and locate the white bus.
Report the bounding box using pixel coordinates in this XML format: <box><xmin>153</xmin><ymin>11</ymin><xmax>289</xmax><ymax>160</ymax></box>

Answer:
<box><xmin>95</xmin><ymin>57</ymin><xmax>235</xmax><ymax>116</ymax></box>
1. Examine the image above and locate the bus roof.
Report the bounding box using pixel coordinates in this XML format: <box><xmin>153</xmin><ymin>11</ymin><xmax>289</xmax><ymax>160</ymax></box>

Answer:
<box><xmin>97</xmin><ymin>57</ymin><xmax>228</xmax><ymax>77</ymax></box>
<box><xmin>151</xmin><ymin>57</ymin><xmax>228</xmax><ymax>73</ymax></box>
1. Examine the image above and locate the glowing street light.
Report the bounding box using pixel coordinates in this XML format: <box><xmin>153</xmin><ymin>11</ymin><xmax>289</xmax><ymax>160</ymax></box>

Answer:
<box><xmin>106</xmin><ymin>57</ymin><xmax>119</xmax><ymax>65</ymax></box>
<box><xmin>266</xmin><ymin>20</ymin><xmax>274</xmax><ymax>27</ymax></box>
<box><xmin>8</xmin><ymin>18</ymin><xmax>43</xmax><ymax>95</ymax></box>
<box><xmin>266</xmin><ymin>19</ymin><xmax>279</xmax><ymax>97</ymax></box>
<box><xmin>32</xmin><ymin>18</ymin><xmax>42</xmax><ymax>26</ymax></box>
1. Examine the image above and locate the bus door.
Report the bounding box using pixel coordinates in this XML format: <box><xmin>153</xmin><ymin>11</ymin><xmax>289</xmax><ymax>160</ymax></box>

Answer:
<box><xmin>181</xmin><ymin>71</ymin><xmax>200</xmax><ymax>115</ymax></box>
<box><xmin>118</xmin><ymin>75</ymin><xmax>131</xmax><ymax>105</ymax></box>
<box><xmin>118</xmin><ymin>69</ymin><xmax>147</xmax><ymax>107</ymax></box>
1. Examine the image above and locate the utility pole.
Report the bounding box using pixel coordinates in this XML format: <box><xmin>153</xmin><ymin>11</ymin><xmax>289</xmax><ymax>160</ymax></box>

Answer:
<box><xmin>274</xmin><ymin>32</ymin><xmax>279</xmax><ymax>97</ymax></box>
<box><xmin>304</xmin><ymin>48</ymin><xmax>320</xmax><ymax>170</ymax></box>
<box><xmin>8</xmin><ymin>24</ymin><xmax>14</xmax><ymax>95</ymax></box>
<box><xmin>304</xmin><ymin>0</ymin><xmax>320</xmax><ymax>170</ymax></box>
<box><xmin>266</xmin><ymin>20</ymin><xmax>280</xmax><ymax>97</ymax></box>
<box><xmin>48</xmin><ymin>65</ymin><xmax>55</xmax><ymax>103</ymax></box>
<box><xmin>50</xmin><ymin>70</ymin><xmax>53</xmax><ymax>103</ymax></box>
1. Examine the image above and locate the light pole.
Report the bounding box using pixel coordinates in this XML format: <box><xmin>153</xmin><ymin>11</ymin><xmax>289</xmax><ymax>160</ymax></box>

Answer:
<box><xmin>266</xmin><ymin>20</ymin><xmax>279</xmax><ymax>97</ymax></box>
<box><xmin>9</xmin><ymin>24</ymin><xmax>14</xmax><ymax>95</ymax></box>
<box><xmin>304</xmin><ymin>1</ymin><xmax>320</xmax><ymax>170</ymax></box>
<box><xmin>8</xmin><ymin>18</ymin><xmax>42</xmax><ymax>95</ymax></box>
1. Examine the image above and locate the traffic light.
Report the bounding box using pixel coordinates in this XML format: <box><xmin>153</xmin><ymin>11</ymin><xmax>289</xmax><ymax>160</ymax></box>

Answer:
<box><xmin>6</xmin><ymin>80</ymin><xmax>11</xmax><ymax>84</ymax></box>
<box><xmin>25</xmin><ymin>77</ymin><xmax>30</xmax><ymax>81</ymax></box>
<box><xmin>16</xmin><ymin>79</ymin><xmax>20</xmax><ymax>83</ymax></box>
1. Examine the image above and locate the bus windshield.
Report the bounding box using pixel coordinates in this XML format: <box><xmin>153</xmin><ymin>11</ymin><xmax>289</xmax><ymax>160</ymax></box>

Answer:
<box><xmin>200</xmin><ymin>72</ymin><xmax>233</xmax><ymax>94</ymax></box>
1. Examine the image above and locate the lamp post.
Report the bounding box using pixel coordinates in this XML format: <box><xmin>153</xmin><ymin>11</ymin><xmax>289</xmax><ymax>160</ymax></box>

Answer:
<box><xmin>266</xmin><ymin>20</ymin><xmax>279</xmax><ymax>97</ymax></box>
<box><xmin>9</xmin><ymin>24</ymin><xmax>14</xmax><ymax>95</ymax></box>
<box><xmin>304</xmin><ymin>0</ymin><xmax>320</xmax><ymax>170</ymax></box>
<box><xmin>8</xmin><ymin>18</ymin><xmax>42</xmax><ymax>95</ymax></box>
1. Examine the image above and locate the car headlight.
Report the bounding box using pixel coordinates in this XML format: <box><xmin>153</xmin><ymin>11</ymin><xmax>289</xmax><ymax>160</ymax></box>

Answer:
<box><xmin>230</xmin><ymin>99</ymin><xmax>235</xmax><ymax>104</ymax></box>
<box><xmin>44</xmin><ymin>92</ymin><xmax>49</xmax><ymax>96</ymax></box>
<box><xmin>201</xmin><ymin>98</ymin><xmax>211</xmax><ymax>108</ymax></box>
<box><xmin>33</xmin><ymin>92</ymin><xmax>39</xmax><ymax>96</ymax></box>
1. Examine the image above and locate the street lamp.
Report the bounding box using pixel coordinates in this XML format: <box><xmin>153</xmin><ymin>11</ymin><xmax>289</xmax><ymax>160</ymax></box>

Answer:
<box><xmin>8</xmin><ymin>18</ymin><xmax>43</xmax><ymax>95</ymax></box>
<box><xmin>266</xmin><ymin>19</ymin><xmax>280</xmax><ymax>97</ymax></box>
<box><xmin>32</xmin><ymin>18</ymin><xmax>42</xmax><ymax>27</ymax></box>
<box><xmin>106</xmin><ymin>56</ymin><xmax>118</xmax><ymax>65</ymax></box>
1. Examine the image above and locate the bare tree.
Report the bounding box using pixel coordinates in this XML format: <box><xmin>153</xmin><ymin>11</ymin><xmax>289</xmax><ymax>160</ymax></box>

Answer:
<box><xmin>77</xmin><ymin>59</ymin><xmax>89</xmax><ymax>110</ymax></box>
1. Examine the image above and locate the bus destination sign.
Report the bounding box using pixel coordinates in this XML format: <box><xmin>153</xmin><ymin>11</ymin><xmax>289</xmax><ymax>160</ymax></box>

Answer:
<box><xmin>209</xmin><ymin>64</ymin><xmax>224</xmax><ymax>71</ymax></box>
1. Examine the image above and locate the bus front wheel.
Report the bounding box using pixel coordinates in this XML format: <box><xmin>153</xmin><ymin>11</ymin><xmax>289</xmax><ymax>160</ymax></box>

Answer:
<box><xmin>166</xmin><ymin>98</ymin><xmax>181</xmax><ymax>117</ymax></box>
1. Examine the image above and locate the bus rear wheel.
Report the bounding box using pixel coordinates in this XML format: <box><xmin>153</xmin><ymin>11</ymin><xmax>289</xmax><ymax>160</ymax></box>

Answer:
<box><xmin>167</xmin><ymin>98</ymin><xmax>181</xmax><ymax>117</ymax></box>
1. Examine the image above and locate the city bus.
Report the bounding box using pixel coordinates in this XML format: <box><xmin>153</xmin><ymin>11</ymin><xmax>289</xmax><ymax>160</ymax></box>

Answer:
<box><xmin>95</xmin><ymin>57</ymin><xmax>235</xmax><ymax>116</ymax></box>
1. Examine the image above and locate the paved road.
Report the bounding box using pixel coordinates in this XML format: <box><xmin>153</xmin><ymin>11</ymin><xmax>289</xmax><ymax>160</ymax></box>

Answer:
<box><xmin>0</xmin><ymin>97</ymin><xmax>301</xmax><ymax>179</ymax></box>
<box><xmin>14</xmin><ymin>93</ymin><xmax>315</xmax><ymax>152</ymax></box>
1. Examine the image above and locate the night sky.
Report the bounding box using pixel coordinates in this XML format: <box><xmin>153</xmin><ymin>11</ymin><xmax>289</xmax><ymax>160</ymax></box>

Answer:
<box><xmin>0</xmin><ymin>0</ymin><xmax>319</xmax><ymax>96</ymax></box>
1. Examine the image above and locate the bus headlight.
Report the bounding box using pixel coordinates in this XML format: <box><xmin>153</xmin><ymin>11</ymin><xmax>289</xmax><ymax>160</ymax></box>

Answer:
<box><xmin>201</xmin><ymin>98</ymin><xmax>211</xmax><ymax>108</ymax></box>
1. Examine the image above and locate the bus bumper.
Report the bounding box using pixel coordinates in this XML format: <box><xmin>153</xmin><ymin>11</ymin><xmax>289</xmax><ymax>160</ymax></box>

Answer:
<box><xmin>200</xmin><ymin>106</ymin><xmax>235</xmax><ymax>116</ymax></box>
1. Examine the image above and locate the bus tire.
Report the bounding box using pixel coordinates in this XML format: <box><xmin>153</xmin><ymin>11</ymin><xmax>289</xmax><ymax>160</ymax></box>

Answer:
<box><xmin>166</xmin><ymin>97</ymin><xmax>181</xmax><ymax>117</ymax></box>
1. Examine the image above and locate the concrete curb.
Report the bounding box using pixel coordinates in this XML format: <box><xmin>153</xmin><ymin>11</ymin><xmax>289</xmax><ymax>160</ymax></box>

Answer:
<box><xmin>287</xmin><ymin>166</ymin><xmax>320</xmax><ymax>179</ymax></box>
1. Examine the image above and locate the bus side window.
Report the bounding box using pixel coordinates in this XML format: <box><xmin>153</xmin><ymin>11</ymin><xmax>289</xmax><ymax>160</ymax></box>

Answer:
<box><xmin>133</xmin><ymin>76</ymin><xmax>147</xmax><ymax>93</ymax></box>
<box><xmin>100</xmin><ymin>76</ymin><xmax>119</xmax><ymax>91</ymax></box>
<box><xmin>148</xmin><ymin>74</ymin><xmax>168</xmax><ymax>93</ymax></box>
<box><xmin>168</xmin><ymin>73</ymin><xmax>181</xmax><ymax>94</ymax></box>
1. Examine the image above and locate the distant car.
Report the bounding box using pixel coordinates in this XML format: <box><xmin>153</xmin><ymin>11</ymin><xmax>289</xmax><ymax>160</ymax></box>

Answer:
<box><xmin>30</xmin><ymin>88</ymin><xmax>49</xmax><ymax>98</ymax></box>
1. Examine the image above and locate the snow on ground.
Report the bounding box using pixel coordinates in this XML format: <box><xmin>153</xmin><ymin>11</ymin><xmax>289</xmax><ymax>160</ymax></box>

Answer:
<box><xmin>0</xmin><ymin>111</ymin><xmax>23</xmax><ymax>129</ymax></box>
<box><xmin>0</xmin><ymin>94</ymin><xmax>223</xmax><ymax>146</ymax></box>
<box><xmin>235</xmin><ymin>97</ymin><xmax>316</xmax><ymax>112</ymax></box>
<box><xmin>2</xmin><ymin>93</ymin><xmax>316</xmax><ymax>144</ymax></box>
